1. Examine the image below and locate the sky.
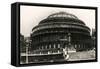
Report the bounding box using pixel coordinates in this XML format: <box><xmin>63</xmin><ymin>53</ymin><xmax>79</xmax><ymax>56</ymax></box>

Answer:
<box><xmin>20</xmin><ymin>5</ymin><xmax>95</xmax><ymax>37</ymax></box>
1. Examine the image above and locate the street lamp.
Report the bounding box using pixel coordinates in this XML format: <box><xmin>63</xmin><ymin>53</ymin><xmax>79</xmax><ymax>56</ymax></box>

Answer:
<box><xmin>25</xmin><ymin>38</ymin><xmax>30</xmax><ymax>63</ymax></box>
<box><xmin>26</xmin><ymin>44</ymin><xmax>28</xmax><ymax>63</ymax></box>
<box><xmin>59</xmin><ymin>33</ymin><xmax>71</xmax><ymax>60</ymax></box>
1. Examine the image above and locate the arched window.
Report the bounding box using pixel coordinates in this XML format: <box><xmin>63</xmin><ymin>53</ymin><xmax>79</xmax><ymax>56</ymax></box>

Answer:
<box><xmin>45</xmin><ymin>45</ymin><xmax>47</xmax><ymax>49</ymax></box>
<box><xmin>53</xmin><ymin>44</ymin><xmax>56</xmax><ymax>48</ymax></box>
<box><xmin>49</xmin><ymin>44</ymin><xmax>51</xmax><ymax>48</ymax></box>
<box><xmin>58</xmin><ymin>44</ymin><xmax>60</xmax><ymax>48</ymax></box>
<box><xmin>42</xmin><ymin>46</ymin><xmax>43</xmax><ymax>49</ymax></box>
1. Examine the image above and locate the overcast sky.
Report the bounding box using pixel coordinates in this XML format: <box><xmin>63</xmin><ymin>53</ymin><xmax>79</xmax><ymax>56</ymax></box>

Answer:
<box><xmin>20</xmin><ymin>5</ymin><xmax>95</xmax><ymax>37</ymax></box>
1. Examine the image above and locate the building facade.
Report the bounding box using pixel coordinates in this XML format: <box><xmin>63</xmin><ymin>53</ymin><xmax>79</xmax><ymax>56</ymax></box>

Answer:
<box><xmin>30</xmin><ymin>12</ymin><xmax>93</xmax><ymax>62</ymax></box>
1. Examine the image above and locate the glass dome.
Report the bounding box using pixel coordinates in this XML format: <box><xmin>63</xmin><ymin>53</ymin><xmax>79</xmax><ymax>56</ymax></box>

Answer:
<box><xmin>48</xmin><ymin>12</ymin><xmax>78</xmax><ymax>19</ymax></box>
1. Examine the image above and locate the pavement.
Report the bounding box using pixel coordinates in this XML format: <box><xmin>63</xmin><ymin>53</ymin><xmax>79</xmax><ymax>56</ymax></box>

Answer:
<box><xmin>68</xmin><ymin>50</ymin><xmax>95</xmax><ymax>61</ymax></box>
<box><xmin>20</xmin><ymin>50</ymin><xmax>96</xmax><ymax>64</ymax></box>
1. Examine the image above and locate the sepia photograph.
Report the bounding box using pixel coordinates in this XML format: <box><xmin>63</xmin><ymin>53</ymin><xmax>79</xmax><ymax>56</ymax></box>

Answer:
<box><xmin>19</xmin><ymin>4</ymin><xmax>97</xmax><ymax>64</ymax></box>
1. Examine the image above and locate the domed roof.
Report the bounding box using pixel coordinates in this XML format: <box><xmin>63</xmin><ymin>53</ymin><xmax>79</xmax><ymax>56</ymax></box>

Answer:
<box><xmin>48</xmin><ymin>12</ymin><xmax>78</xmax><ymax>19</ymax></box>
<box><xmin>39</xmin><ymin>11</ymin><xmax>85</xmax><ymax>25</ymax></box>
<box><xmin>32</xmin><ymin>12</ymin><xmax>90</xmax><ymax>33</ymax></box>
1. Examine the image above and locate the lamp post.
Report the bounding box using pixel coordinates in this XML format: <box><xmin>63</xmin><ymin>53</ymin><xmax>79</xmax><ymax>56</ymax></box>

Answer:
<box><xmin>68</xmin><ymin>33</ymin><xmax>71</xmax><ymax>53</ymax></box>
<box><xmin>26</xmin><ymin>45</ymin><xmax>28</xmax><ymax>63</ymax></box>
<box><xmin>59</xmin><ymin>33</ymin><xmax>71</xmax><ymax>60</ymax></box>
<box><xmin>25</xmin><ymin>38</ymin><xmax>30</xmax><ymax>64</ymax></box>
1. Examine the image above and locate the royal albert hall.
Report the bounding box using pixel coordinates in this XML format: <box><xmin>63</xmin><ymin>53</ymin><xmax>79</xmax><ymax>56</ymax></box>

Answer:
<box><xmin>30</xmin><ymin>12</ymin><xmax>93</xmax><ymax>62</ymax></box>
